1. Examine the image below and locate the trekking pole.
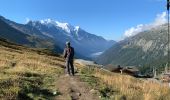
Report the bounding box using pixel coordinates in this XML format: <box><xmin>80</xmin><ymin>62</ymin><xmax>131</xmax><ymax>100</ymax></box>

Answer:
<box><xmin>167</xmin><ymin>0</ymin><xmax>170</xmax><ymax>73</ymax></box>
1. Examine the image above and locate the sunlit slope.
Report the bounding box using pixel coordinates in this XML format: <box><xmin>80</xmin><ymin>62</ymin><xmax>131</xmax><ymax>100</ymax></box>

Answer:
<box><xmin>0</xmin><ymin>39</ymin><xmax>64</xmax><ymax>99</ymax></box>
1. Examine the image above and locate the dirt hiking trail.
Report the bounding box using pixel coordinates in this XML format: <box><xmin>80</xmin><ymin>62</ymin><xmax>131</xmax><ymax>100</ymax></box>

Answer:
<box><xmin>55</xmin><ymin>74</ymin><xmax>100</xmax><ymax>100</ymax></box>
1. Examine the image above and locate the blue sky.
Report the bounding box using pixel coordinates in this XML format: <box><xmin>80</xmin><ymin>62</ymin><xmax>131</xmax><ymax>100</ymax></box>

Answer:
<box><xmin>0</xmin><ymin>0</ymin><xmax>167</xmax><ymax>41</ymax></box>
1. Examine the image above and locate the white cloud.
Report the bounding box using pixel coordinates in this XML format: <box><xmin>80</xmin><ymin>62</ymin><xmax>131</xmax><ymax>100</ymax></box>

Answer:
<box><xmin>153</xmin><ymin>12</ymin><xmax>167</xmax><ymax>26</ymax></box>
<box><xmin>123</xmin><ymin>12</ymin><xmax>167</xmax><ymax>38</ymax></box>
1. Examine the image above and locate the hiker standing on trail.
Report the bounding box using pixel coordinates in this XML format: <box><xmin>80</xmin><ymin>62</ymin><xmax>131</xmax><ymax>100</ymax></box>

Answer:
<box><xmin>63</xmin><ymin>41</ymin><xmax>75</xmax><ymax>76</ymax></box>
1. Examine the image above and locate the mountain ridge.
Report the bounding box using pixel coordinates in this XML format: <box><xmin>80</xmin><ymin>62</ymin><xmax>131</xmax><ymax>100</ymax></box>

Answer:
<box><xmin>96</xmin><ymin>24</ymin><xmax>169</xmax><ymax>73</ymax></box>
<box><xmin>0</xmin><ymin>15</ymin><xmax>116</xmax><ymax>59</ymax></box>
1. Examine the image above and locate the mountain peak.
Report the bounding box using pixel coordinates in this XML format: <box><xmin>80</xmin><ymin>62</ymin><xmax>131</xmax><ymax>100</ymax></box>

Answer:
<box><xmin>40</xmin><ymin>18</ymin><xmax>54</xmax><ymax>24</ymax></box>
<box><xmin>55</xmin><ymin>21</ymin><xmax>73</xmax><ymax>33</ymax></box>
<box><xmin>26</xmin><ymin>18</ymin><xmax>83</xmax><ymax>35</ymax></box>
<box><xmin>75</xmin><ymin>26</ymin><xmax>80</xmax><ymax>30</ymax></box>
<box><xmin>31</xmin><ymin>19</ymin><xmax>77</xmax><ymax>33</ymax></box>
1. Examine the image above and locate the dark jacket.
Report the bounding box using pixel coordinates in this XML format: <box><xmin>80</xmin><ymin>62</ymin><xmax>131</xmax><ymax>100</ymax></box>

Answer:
<box><xmin>63</xmin><ymin>46</ymin><xmax>74</xmax><ymax>60</ymax></box>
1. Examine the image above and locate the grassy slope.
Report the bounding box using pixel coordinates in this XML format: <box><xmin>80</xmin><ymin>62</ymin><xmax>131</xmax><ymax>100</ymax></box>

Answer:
<box><xmin>0</xmin><ymin>39</ymin><xmax>64</xmax><ymax>99</ymax></box>
<box><xmin>78</xmin><ymin>65</ymin><xmax>170</xmax><ymax>100</ymax></box>
<box><xmin>0</xmin><ymin>39</ymin><xmax>170</xmax><ymax>100</ymax></box>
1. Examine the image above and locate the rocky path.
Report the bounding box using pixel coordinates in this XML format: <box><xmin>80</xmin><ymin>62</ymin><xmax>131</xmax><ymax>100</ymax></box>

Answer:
<box><xmin>55</xmin><ymin>74</ymin><xmax>99</xmax><ymax>100</ymax></box>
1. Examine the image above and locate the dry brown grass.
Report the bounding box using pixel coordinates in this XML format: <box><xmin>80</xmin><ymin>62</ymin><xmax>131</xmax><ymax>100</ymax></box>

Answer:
<box><xmin>1</xmin><ymin>39</ymin><xmax>170</xmax><ymax>100</ymax></box>
<box><xmin>93</xmin><ymin>68</ymin><xmax>170</xmax><ymax>100</ymax></box>
<box><xmin>0</xmin><ymin>42</ymin><xmax>65</xmax><ymax>99</ymax></box>
<box><xmin>76</xmin><ymin>63</ymin><xmax>170</xmax><ymax>100</ymax></box>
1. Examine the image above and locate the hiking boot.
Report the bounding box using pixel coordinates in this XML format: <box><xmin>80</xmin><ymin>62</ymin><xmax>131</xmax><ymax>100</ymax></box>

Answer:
<box><xmin>66</xmin><ymin>74</ymin><xmax>70</xmax><ymax>77</ymax></box>
<box><xmin>71</xmin><ymin>73</ymin><xmax>75</xmax><ymax>76</ymax></box>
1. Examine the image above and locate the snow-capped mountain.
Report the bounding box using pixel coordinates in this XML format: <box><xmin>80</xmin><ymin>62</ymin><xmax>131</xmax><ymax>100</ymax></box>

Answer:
<box><xmin>28</xmin><ymin>19</ymin><xmax>89</xmax><ymax>41</ymax></box>
<box><xmin>26</xmin><ymin>19</ymin><xmax>115</xmax><ymax>58</ymax></box>
<box><xmin>39</xmin><ymin>19</ymin><xmax>75</xmax><ymax>34</ymax></box>
<box><xmin>0</xmin><ymin>16</ymin><xmax>115</xmax><ymax>59</ymax></box>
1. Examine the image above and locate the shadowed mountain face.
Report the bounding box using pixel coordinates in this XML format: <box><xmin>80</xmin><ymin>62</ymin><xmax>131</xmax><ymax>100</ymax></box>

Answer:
<box><xmin>0</xmin><ymin>16</ymin><xmax>115</xmax><ymax>59</ymax></box>
<box><xmin>96</xmin><ymin>24</ymin><xmax>169</xmax><ymax>71</ymax></box>
<box><xmin>0</xmin><ymin>17</ymin><xmax>62</xmax><ymax>53</ymax></box>
<box><xmin>0</xmin><ymin>18</ymin><xmax>30</xmax><ymax>44</ymax></box>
